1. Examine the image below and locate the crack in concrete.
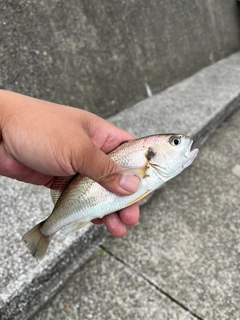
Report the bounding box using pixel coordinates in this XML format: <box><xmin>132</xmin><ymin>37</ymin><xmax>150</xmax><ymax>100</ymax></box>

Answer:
<box><xmin>100</xmin><ymin>245</ymin><xmax>204</xmax><ymax>320</ymax></box>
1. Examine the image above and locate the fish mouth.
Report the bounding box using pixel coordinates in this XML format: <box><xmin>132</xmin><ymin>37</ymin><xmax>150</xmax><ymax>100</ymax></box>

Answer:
<box><xmin>183</xmin><ymin>139</ymin><xmax>199</xmax><ymax>168</ymax></box>
<box><xmin>184</xmin><ymin>140</ymin><xmax>198</xmax><ymax>157</ymax></box>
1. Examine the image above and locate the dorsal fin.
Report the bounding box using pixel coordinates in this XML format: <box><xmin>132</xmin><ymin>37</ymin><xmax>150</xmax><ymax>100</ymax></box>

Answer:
<box><xmin>50</xmin><ymin>175</ymin><xmax>77</xmax><ymax>205</ymax></box>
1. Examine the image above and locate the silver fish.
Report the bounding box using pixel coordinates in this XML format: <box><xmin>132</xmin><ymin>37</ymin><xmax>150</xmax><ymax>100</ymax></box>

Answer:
<box><xmin>22</xmin><ymin>134</ymin><xmax>198</xmax><ymax>259</ymax></box>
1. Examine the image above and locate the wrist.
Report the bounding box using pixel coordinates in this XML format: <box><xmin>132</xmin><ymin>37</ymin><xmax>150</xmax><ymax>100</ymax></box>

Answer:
<box><xmin>0</xmin><ymin>90</ymin><xmax>19</xmax><ymax>134</ymax></box>
<box><xmin>0</xmin><ymin>90</ymin><xmax>9</xmax><ymax>130</ymax></box>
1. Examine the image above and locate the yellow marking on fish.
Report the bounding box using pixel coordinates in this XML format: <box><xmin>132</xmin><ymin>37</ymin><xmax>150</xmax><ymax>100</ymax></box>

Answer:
<box><xmin>100</xmin><ymin>165</ymin><xmax>148</xmax><ymax>180</ymax></box>
<box><xmin>126</xmin><ymin>190</ymin><xmax>152</xmax><ymax>206</ymax></box>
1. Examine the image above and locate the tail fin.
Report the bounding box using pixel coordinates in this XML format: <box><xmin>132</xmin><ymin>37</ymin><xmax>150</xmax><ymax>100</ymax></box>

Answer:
<box><xmin>22</xmin><ymin>221</ymin><xmax>51</xmax><ymax>260</ymax></box>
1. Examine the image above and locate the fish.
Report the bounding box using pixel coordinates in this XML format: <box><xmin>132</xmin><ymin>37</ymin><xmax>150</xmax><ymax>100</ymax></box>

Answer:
<box><xmin>22</xmin><ymin>134</ymin><xmax>198</xmax><ymax>259</ymax></box>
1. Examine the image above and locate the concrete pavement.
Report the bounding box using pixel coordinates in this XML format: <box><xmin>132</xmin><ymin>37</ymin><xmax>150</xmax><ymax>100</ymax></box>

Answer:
<box><xmin>32</xmin><ymin>99</ymin><xmax>240</xmax><ymax>320</ymax></box>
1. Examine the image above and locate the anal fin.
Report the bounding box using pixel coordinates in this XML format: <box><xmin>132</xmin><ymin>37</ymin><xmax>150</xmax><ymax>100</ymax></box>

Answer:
<box><xmin>63</xmin><ymin>221</ymin><xmax>89</xmax><ymax>237</ymax></box>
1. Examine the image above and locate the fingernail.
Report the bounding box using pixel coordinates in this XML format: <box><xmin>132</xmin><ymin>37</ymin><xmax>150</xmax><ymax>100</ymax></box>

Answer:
<box><xmin>119</xmin><ymin>174</ymin><xmax>140</xmax><ymax>193</ymax></box>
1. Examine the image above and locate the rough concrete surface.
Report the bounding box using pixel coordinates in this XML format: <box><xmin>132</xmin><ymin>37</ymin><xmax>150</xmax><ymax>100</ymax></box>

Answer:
<box><xmin>0</xmin><ymin>0</ymin><xmax>239</xmax><ymax>117</ymax></box>
<box><xmin>31</xmin><ymin>252</ymin><xmax>196</xmax><ymax>320</ymax></box>
<box><xmin>0</xmin><ymin>52</ymin><xmax>240</xmax><ymax>319</ymax></box>
<box><xmin>33</xmin><ymin>107</ymin><xmax>240</xmax><ymax>320</ymax></box>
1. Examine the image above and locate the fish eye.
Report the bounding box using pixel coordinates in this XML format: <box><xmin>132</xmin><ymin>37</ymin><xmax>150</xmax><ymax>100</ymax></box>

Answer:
<box><xmin>169</xmin><ymin>135</ymin><xmax>181</xmax><ymax>146</ymax></box>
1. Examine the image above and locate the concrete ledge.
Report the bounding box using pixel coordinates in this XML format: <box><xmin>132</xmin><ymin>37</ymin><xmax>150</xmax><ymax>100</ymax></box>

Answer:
<box><xmin>1</xmin><ymin>52</ymin><xmax>240</xmax><ymax>320</ymax></box>
<box><xmin>109</xmin><ymin>52</ymin><xmax>240</xmax><ymax>143</ymax></box>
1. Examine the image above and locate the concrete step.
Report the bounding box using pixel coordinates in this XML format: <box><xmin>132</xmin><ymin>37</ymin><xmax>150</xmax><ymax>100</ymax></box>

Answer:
<box><xmin>1</xmin><ymin>52</ymin><xmax>240</xmax><ymax>320</ymax></box>
<box><xmin>32</xmin><ymin>106</ymin><xmax>240</xmax><ymax>320</ymax></box>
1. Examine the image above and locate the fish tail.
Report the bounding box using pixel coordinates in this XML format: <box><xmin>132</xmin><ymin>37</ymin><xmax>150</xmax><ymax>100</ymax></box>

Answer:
<box><xmin>22</xmin><ymin>221</ymin><xmax>51</xmax><ymax>260</ymax></box>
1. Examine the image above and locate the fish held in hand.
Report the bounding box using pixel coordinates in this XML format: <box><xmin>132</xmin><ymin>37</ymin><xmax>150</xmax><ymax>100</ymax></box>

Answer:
<box><xmin>22</xmin><ymin>134</ymin><xmax>198</xmax><ymax>259</ymax></box>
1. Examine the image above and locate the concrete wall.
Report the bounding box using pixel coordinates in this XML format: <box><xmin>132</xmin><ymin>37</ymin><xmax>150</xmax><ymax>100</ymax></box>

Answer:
<box><xmin>0</xmin><ymin>0</ymin><xmax>240</xmax><ymax>118</ymax></box>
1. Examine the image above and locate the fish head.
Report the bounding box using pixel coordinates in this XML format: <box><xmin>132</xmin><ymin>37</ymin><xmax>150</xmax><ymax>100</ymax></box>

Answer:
<box><xmin>144</xmin><ymin>134</ymin><xmax>199</xmax><ymax>181</ymax></box>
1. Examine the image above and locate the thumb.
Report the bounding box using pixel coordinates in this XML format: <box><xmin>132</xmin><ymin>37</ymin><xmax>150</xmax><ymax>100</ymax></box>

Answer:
<box><xmin>72</xmin><ymin>139</ymin><xmax>140</xmax><ymax>195</ymax></box>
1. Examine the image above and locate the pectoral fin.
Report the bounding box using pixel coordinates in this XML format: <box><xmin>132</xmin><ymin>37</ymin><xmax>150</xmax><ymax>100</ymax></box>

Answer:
<box><xmin>100</xmin><ymin>166</ymin><xmax>147</xmax><ymax>180</ymax></box>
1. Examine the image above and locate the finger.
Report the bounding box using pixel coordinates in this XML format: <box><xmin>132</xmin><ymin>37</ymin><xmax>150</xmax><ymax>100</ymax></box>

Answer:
<box><xmin>91</xmin><ymin>218</ymin><xmax>103</xmax><ymax>225</ymax></box>
<box><xmin>102</xmin><ymin>212</ymin><xmax>127</xmax><ymax>237</ymax></box>
<box><xmin>99</xmin><ymin>129</ymin><xmax>134</xmax><ymax>154</ymax></box>
<box><xmin>92</xmin><ymin>203</ymin><xmax>139</xmax><ymax>227</ymax></box>
<box><xmin>83</xmin><ymin>111</ymin><xmax>135</xmax><ymax>153</ymax></box>
<box><xmin>72</xmin><ymin>138</ymin><xmax>140</xmax><ymax>195</ymax></box>
<box><xmin>119</xmin><ymin>203</ymin><xmax>140</xmax><ymax>226</ymax></box>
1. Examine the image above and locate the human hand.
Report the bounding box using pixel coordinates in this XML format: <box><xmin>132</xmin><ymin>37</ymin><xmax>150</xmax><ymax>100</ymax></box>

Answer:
<box><xmin>0</xmin><ymin>90</ymin><xmax>140</xmax><ymax>237</ymax></box>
